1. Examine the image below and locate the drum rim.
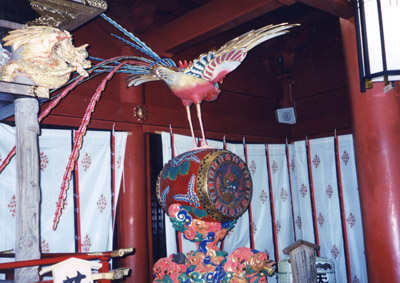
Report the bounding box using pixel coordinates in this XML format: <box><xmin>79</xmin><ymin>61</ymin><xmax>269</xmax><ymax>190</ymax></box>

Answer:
<box><xmin>156</xmin><ymin>149</ymin><xmax>253</xmax><ymax>221</ymax></box>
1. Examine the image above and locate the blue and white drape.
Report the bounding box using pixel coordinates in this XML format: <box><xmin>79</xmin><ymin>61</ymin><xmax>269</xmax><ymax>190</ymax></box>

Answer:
<box><xmin>161</xmin><ymin>132</ymin><xmax>368</xmax><ymax>283</ymax></box>
<box><xmin>0</xmin><ymin>124</ymin><xmax>127</xmax><ymax>259</ymax></box>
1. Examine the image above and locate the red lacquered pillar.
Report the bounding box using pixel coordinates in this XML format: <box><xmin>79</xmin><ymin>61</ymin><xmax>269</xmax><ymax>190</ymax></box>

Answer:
<box><xmin>117</xmin><ymin>124</ymin><xmax>150</xmax><ymax>282</ymax></box>
<box><xmin>340</xmin><ymin>18</ymin><xmax>400</xmax><ymax>282</ymax></box>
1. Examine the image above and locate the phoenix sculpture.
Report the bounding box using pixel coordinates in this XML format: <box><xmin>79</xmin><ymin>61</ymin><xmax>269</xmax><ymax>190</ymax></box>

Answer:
<box><xmin>100</xmin><ymin>14</ymin><xmax>298</xmax><ymax>148</ymax></box>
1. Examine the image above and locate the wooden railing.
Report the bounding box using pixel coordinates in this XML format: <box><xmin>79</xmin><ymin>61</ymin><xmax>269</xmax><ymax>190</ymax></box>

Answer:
<box><xmin>0</xmin><ymin>247</ymin><xmax>134</xmax><ymax>282</ymax></box>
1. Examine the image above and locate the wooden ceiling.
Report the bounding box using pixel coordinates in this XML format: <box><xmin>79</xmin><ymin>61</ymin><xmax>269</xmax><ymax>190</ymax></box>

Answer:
<box><xmin>106</xmin><ymin>0</ymin><xmax>352</xmax><ymax>56</ymax></box>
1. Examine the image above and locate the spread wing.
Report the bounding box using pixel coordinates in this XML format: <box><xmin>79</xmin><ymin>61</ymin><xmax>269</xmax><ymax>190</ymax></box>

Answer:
<box><xmin>2</xmin><ymin>26</ymin><xmax>71</xmax><ymax>59</ymax></box>
<box><xmin>183</xmin><ymin>23</ymin><xmax>299</xmax><ymax>84</ymax></box>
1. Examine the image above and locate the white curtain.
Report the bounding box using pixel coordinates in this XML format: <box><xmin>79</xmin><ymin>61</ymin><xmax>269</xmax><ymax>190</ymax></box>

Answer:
<box><xmin>246</xmin><ymin>144</ymin><xmax>277</xmax><ymax>283</ymax></box>
<box><xmin>77</xmin><ymin>130</ymin><xmax>112</xmax><ymax>252</ymax></box>
<box><xmin>308</xmin><ymin>137</ymin><xmax>347</xmax><ymax>283</ymax></box>
<box><xmin>337</xmin><ymin>135</ymin><xmax>368</xmax><ymax>283</ymax></box>
<box><xmin>267</xmin><ymin>144</ymin><xmax>295</xmax><ymax>262</ymax></box>
<box><xmin>0</xmin><ymin>124</ymin><xmax>127</xmax><ymax>257</ymax></box>
<box><xmin>288</xmin><ymin>141</ymin><xmax>316</xmax><ymax>243</ymax></box>
<box><xmin>160</xmin><ymin>132</ymin><xmax>368</xmax><ymax>282</ymax></box>
<box><xmin>40</xmin><ymin>129</ymin><xmax>75</xmax><ymax>253</ymax></box>
<box><xmin>0</xmin><ymin>124</ymin><xmax>17</xmax><ymax>263</ymax></box>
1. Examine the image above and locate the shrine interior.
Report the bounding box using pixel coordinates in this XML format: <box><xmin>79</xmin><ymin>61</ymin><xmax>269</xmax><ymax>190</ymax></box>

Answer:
<box><xmin>0</xmin><ymin>0</ymin><xmax>399</xmax><ymax>282</ymax></box>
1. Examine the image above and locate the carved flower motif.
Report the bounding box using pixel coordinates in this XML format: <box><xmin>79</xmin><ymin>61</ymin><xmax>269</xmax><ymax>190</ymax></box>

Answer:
<box><xmin>133</xmin><ymin>104</ymin><xmax>148</xmax><ymax>122</ymax></box>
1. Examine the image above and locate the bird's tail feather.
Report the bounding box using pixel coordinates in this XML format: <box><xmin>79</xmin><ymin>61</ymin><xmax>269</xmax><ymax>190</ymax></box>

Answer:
<box><xmin>100</xmin><ymin>13</ymin><xmax>176</xmax><ymax>68</ymax></box>
<box><xmin>221</xmin><ymin>23</ymin><xmax>299</xmax><ymax>53</ymax></box>
<box><xmin>243</xmin><ymin>24</ymin><xmax>299</xmax><ymax>52</ymax></box>
<box><xmin>100</xmin><ymin>13</ymin><xmax>161</xmax><ymax>62</ymax></box>
<box><xmin>127</xmin><ymin>74</ymin><xmax>160</xmax><ymax>87</ymax></box>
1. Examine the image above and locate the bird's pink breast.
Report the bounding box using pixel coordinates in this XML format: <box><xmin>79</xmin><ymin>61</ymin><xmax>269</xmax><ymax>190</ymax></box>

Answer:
<box><xmin>172</xmin><ymin>81</ymin><xmax>220</xmax><ymax>106</ymax></box>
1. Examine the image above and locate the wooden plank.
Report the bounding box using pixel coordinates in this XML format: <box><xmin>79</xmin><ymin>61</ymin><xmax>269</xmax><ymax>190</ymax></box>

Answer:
<box><xmin>0</xmin><ymin>81</ymin><xmax>37</xmax><ymax>97</ymax></box>
<box><xmin>297</xmin><ymin>0</ymin><xmax>353</xmax><ymax>18</ymax></box>
<box><xmin>0</xmin><ymin>81</ymin><xmax>49</xmax><ymax>99</ymax></box>
<box><xmin>14</xmin><ymin>97</ymin><xmax>41</xmax><ymax>282</ymax></box>
<box><xmin>277</xmin><ymin>0</ymin><xmax>297</xmax><ymax>5</ymax></box>
<box><xmin>141</xmin><ymin>0</ymin><xmax>284</xmax><ymax>55</ymax></box>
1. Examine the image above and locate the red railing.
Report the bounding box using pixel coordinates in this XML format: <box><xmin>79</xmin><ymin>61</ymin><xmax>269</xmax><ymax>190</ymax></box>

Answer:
<box><xmin>0</xmin><ymin>247</ymin><xmax>134</xmax><ymax>282</ymax></box>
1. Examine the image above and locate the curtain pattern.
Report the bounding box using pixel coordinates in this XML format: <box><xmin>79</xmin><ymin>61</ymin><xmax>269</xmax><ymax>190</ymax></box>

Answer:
<box><xmin>337</xmin><ymin>135</ymin><xmax>368</xmax><ymax>283</ymax></box>
<box><xmin>0</xmin><ymin>124</ymin><xmax>17</xmax><ymax>266</ymax></box>
<box><xmin>247</xmin><ymin>144</ymin><xmax>277</xmax><ymax>283</ymax></box>
<box><xmin>288</xmin><ymin>141</ymin><xmax>316</xmax><ymax>244</ymax></box>
<box><xmin>40</xmin><ymin>129</ymin><xmax>76</xmax><ymax>253</ymax></box>
<box><xmin>77</xmin><ymin>131</ymin><xmax>112</xmax><ymax>253</ymax></box>
<box><xmin>267</xmin><ymin>144</ymin><xmax>295</xmax><ymax>262</ymax></box>
<box><xmin>308</xmin><ymin>137</ymin><xmax>347</xmax><ymax>283</ymax></box>
<box><xmin>0</xmin><ymin>124</ymin><xmax>127</xmax><ymax>259</ymax></box>
<box><xmin>161</xmin><ymin>132</ymin><xmax>368</xmax><ymax>282</ymax></box>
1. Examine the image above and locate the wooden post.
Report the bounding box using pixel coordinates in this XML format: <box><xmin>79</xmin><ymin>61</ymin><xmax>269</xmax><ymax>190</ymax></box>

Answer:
<box><xmin>340</xmin><ymin>18</ymin><xmax>400</xmax><ymax>282</ymax></box>
<box><xmin>14</xmin><ymin>97</ymin><xmax>41</xmax><ymax>282</ymax></box>
<box><xmin>117</xmin><ymin>124</ymin><xmax>150</xmax><ymax>282</ymax></box>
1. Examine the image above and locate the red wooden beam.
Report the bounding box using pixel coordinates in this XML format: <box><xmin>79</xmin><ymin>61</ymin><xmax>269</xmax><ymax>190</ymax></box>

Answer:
<box><xmin>0</xmin><ymin>248</ymin><xmax>135</xmax><ymax>270</ymax></box>
<box><xmin>297</xmin><ymin>0</ymin><xmax>353</xmax><ymax>19</ymax></box>
<box><xmin>141</xmin><ymin>0</ymin><xmax>284</xmax><ymax>56</ymax></box>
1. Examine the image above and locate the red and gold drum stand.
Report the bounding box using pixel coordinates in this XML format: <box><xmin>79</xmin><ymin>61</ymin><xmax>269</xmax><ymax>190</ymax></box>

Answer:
<box><xmin>154</xmin><ymin>149</ymin><xmax>275</xmax><ymax>282</ymax></box>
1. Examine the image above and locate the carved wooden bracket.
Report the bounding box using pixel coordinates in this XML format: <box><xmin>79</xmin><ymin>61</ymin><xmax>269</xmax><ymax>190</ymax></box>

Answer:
<box><xmin>28</xmin><ymin>0</ymin><xmax>107</xmax><ymax>30</ymax></box>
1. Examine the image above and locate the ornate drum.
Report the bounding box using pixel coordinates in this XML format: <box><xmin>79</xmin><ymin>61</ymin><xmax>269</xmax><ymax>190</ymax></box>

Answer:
<box><xmin>157</xmin><ymin>149</ymin><xmax>252</xmax><ymax>222</ymax></box>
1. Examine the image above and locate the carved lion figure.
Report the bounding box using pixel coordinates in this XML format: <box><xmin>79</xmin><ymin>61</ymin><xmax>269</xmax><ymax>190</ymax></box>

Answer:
<box><xmin>0</xmin><ymin>26</ymin><xmax>91</xmax><ymax>89</ymax></box>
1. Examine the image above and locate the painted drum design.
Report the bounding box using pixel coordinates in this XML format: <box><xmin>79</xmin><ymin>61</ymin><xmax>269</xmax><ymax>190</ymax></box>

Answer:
<box><xmin>157</xmin><ymin>149</ymin><xmax>252</xmax><ymax>222</ymax></box>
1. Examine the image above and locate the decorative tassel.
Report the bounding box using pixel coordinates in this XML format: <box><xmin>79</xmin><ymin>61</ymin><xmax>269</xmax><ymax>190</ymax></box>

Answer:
<box><xmin>52</xmin><ymin>62</ymin><xmax>127</xmax><ymax>230</ymax></box>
